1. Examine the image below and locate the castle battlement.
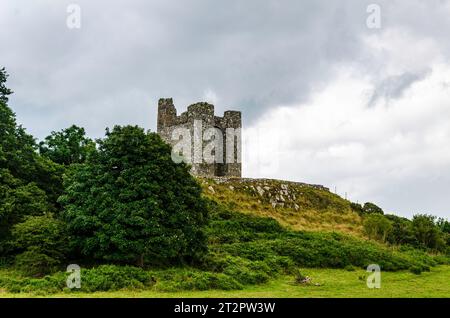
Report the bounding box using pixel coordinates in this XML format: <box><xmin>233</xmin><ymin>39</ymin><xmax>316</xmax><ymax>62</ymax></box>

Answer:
<box><xmin>157</xmin><ymin>98</ymin><xmax>242</xmax><ymax>178</ymax></box>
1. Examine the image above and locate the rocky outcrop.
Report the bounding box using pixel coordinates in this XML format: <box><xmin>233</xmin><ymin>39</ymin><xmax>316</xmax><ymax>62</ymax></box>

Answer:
<box><xmin>201</xmin><ymin>177</ymin><xmax>330</xmax><ymax>211</ymax></box>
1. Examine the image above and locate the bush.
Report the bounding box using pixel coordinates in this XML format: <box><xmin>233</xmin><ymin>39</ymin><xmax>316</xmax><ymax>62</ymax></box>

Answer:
<box><xmin>80</xmin><ymin>265</ymin><xmax>156</xmax><ymax>292</ymax></box>
<box><xmin>205</xmin><ymin>202</ymin><xmax>284</xmax><ymax>244</ymax></box>
<box><xmin>344</xmin><ymin>265</ymin><xmax>356</xmax><ymax>271</ymax></box>
<box><xmin>0</xmin><ymin>265</ymin><xmax>156</xmax><ymax>294</ymax></box>
<box><xmin>0</xmin><ymin>272</ymin><xmax>67</xmax><ymax>294</ymax></box>
<box><xmin>200</xmin><ymin>253</ymin><xmax>275</xmax><ymax>286</ymax></box>
<box><xmin>11</xmin><ymin>214</ymin><xmax>68</xmax><ymax>276</ymax></box>
<box><xmin>153</xmin><ymin>268</ymin><xmax>243</xmax><ymax>292</ymax></box>
<box><xmin>385</xmin><ymin>214</ymin><xmax>416</xmax><ymax>246</ymax></box>
<box><xmin>350</xmin><ymin>202</ymin><xmax>364</xmax><ymax>215</ymax></box>
<box><xmin>14</xmin><ymin>250</ymin><xmax>61</xmax><ymax>277</ymax></box>
<box><xmin>218</xmin><ymin>231</ymin><xmax>439</xmax><ymax>272</ymax></box>
<box><xmin>409</xmin><ymin>266</ymin><xmax>422</xmax><ymax>275</ymax></box>
<box><xmin>363</xmin><ymin>214</ymin><xmax>393</xmax><ymax>242</ymax></box>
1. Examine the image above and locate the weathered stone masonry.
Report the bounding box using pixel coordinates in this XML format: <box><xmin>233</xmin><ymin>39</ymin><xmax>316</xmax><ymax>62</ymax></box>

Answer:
<box><xmin>157</xmin><ymin>98</ymin><xmax>242</xmax><ymax>178</ymax></box>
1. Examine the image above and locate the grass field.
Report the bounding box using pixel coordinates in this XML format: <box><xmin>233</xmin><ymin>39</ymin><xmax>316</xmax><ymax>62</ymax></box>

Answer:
<box><xmin>1</xmin><ymin>266</ymin><xmax>449</xmax><ymax>298</ymax></box>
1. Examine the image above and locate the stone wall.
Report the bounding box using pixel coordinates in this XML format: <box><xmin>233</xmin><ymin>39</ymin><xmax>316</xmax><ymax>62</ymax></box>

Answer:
<box><xmin>157</xmin><ymin>98</ymin><xmax>242</xmax><ymax>177</ymax></box>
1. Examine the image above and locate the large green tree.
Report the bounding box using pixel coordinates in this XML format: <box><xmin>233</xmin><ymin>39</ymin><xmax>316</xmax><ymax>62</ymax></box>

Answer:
<box><xmin>39</xmin><ymin>125</ymin><xmax>95</xmax><ymax>165</ymax></box>
<box><xmin>0</xmin><ymin>68</ymin><xmax>63</xmax><ymax>249</ymax></box>
<box><xmin>60</xmin><ymin>125</ymin><xmax>208</xmax><ymax>266</ymax></box>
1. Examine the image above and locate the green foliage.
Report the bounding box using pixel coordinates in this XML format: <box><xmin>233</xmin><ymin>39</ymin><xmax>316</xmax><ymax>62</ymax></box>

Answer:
<box><xmin>80</xmin><ymin>265</ymin><xmax>156</xmax><ymax>292</ymax></box>
<box><xmin>60</xmin><ymin>125</ymin><xmax>208</xmax><ymax>265</ymax></box>
<box><xmin>363</xmin><ymin>214</ymin><xmax>393</xmax><ymax>242</ymax></box>
<box><xmin>205</xmin><ymin>200</ymin><xmax>285</xmax><ymax>244</ymax></box>
<box><xmin>344</xmin><ymin>265</ymin><xmax>356</xmax><ymax>271</ymax></box>
<box><xmin>437</xmin><ymin>218</ymin><xmax>450</xmax><ymax>234</ymax></box>
<box><xmin>207</xmin><ymin>206</ymin><xmax>442</xmax><ymax>272</ymax></box>
<box><xmin>0</xmin><ymin>170</ymin><xmax>53</xmax><ymax>241</ymax></box>
<box><xmin>39</xmin><ymin>125</ymin><xmax>96</xmax><ymax>165</ymax></box>
<box><xmin>363</xmin><ymin>202</ymin><xmax>384</xmax><ymax>215</ymax></box>
<box><xmin>0</xmin><ymin>271</ymin><xmax>67</xmax><ymax>294</ymax></box>
<box><xmin>350</xmin><ymin>202</ymin><xmax>364</xmax><ymax>215</ymax></box>
<box><xmin>1</xmin><ymin>205</ymin><xmax>448</xmax><ymax>294</ymax></box>
<box><xmin>0</xmin><ymin>67</ymin><xmax>13</xmax><ymax>103</ymax></box>
<box><xmin>0</xmin><ymin>265</ymin><xmax>156</xmax><ymax>294</ymax></box>
<box><xmin>409</xmin><ymin>266</ymin><xmax>423</xmax><ymax>275</ymax></box>
<box><xmin>412</xmin><ymin>214</ymin><xmax>446</xmax><ymax>252</ymax></box>
<box><xmin>0</xmin><ymin>102</ymin><xmax>63</xmax><ymax>204</ymax></box>
<box><xmin>14</xmin><ymin>250</ymin><xmax>61</xmax><ymax>278</ymax></box>
<box><xmin>11</xmin><ymin>215</ymin><xmax>68</xmax><ymax>276</ymax></box>
<box><xmin>153</xmin><ymin>268</ymin><xmax>243</xmax><ymax>292</ymax></box>
<box><xmin>0</xmin><ymin>72</ymin><xmax>63</xmax><ymax>249</ymax></box>
<box><xmin>385</xmin><ymin>214</ymin><xmax>416</xmax><ymax>245</ymax></box>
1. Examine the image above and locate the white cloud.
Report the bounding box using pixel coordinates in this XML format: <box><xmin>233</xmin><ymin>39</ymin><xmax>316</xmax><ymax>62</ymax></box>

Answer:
<box><xmin>244</xmin><ymin>29</ymin><xmax>450</xmax><ymax>218</ymax></box>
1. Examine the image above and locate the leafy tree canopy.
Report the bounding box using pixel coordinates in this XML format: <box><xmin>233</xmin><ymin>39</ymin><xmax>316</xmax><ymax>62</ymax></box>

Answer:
<box><xmin>0</xmin><ymin>67</ymin><xmax>63</xmax><ymax>247</ymax></box>
<box><xmin>39</xmin><ymin>125</ymin><xmax>96</xmax><ymax>165</ymax></box>
<box><xmin>412</xmin><ymin>214</ymin><xmax>446</xmax><ymax>251</ymax></box>
<box><xmin>60</xmin><ymin>125</ymin><xmax>208</xmax><ymax>266</ymax></box>
<box><xmin>0</xmin><ymin>67</ymin><xmax>13</xmax><ymax>103</ymax></box>
<box><xmin>363</xmin><ymin>202</ymin><xmax>384</xmax><ymax>215</ymax></box>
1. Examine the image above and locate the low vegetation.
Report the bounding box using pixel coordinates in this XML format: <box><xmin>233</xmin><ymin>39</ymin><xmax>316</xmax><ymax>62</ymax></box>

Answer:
<box><xmin>0</xmin><ymin>204</ymin><xmax>448</xmax><ymax>295</ymax></box>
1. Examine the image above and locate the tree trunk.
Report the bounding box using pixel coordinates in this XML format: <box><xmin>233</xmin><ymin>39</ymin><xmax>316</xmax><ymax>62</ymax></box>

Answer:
<box><xmin>137</xmin><ymin>254</ymin><xmax>144</xmax><ymax>267</ymax></box>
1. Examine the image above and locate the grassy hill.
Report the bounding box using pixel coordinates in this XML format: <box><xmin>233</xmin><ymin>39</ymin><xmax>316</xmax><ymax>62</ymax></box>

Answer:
<box><xmin>200</xmin><ymin>177</ymin><xmax>363</xmax><ymax>237</ymax></box>
<box><xmin>0</xmin><ymin>176</ymin><xmax>448</xmax><ymax>297</ymax></box>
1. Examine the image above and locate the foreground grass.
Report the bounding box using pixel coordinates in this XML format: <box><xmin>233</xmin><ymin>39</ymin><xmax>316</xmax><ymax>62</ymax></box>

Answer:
<box><xmin>1</xmin><ymin>266</ymin><xmax>449</xmax><ymax>298</ymax></box>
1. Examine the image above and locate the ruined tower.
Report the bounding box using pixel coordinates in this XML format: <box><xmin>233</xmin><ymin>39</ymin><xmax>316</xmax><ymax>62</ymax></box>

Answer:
<box><xmin>157</xmin><ymin>98</ymin><xmax>241</xmax><ymax>178</ymax></box>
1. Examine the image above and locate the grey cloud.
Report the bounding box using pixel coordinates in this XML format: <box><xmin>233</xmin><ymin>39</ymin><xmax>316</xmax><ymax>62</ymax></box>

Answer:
<box><xmin>368</xmin><ymin>70</ymin><xmax>430</xmax><ymax>106</ymax></box>
<box><xmin>1</xmin><ymin>0</ymin><xmax>375</xmax><ymax>139</ymax></box>
<box><xmin>1</xmin><ymin>0</ymin><xmax>450</xmax><ymax>219</ymax></box>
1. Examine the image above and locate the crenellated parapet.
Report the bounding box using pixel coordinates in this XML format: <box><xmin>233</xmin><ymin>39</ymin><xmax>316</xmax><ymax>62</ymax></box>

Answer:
<box><xmin>157</xmin><ymin>98</ymin><xmax>242</xmax><ymax>177</ymax></box>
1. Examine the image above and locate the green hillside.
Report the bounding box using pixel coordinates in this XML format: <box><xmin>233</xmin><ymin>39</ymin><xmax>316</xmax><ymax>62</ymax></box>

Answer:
<box><xmin>200</xmin><ymin>177</ymin><xmax>363</xmax><ymax>236</ymax></box>
<box><xmin>1</xmin><ymin>182</ymin><xmax>447</xmax><ymax>295</ymax></box>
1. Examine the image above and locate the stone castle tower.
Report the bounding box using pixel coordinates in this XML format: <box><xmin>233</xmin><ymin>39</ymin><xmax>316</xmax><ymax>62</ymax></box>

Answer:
<box><xmin>157</xmin><ymin>98</ymin><xmax>242</xmax><ymax>178</ymax></box>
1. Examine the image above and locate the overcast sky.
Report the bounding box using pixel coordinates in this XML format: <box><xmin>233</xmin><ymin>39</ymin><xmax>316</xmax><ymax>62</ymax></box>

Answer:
<box><xmin>1</xmin><ymin>0</ymin><xmax>450</xmax><ymax>218</ymax></box>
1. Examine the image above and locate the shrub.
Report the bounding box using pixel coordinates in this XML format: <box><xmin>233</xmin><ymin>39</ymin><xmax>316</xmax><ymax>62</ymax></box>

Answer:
<box><xmin>385</xmin><ymin>214</ymin><xmax>416</xmax><ymax>245</ymax></box>
<box><xmin>363</xmin><ymin>214</ymin><xmax>393</xmax><ymax>242</ymax></box>
<box><xmin>153</xmin><ymin>268</ymin><xmax>243</xmax><ymax>292</ymax></box>
<box><xmin>0</xmin><ymin>265</ymin><xmax>156</xmax><ymax>294</ymax></box>
<box><xmin>410</xmin><ymin>266</ymin><xmax>422</xmax><ymax>275</ymax></box>
<box><xmin>11</xmin><ymin>214</ymin><xmax>68</xmax><ymax>276</ymax></box>
<box><xmin>80</xmin><ymin>265</ymin><xmax>156</xmax><ymax>292</ymax></box>
<box><xmin>350</xmin><ymin>202</ymin><xmax>364</xmax><ymax>215</ymax></box>
<box><xmin>14</xmin><ymin>250</ymin><xmax>61</xmax><ymax>277</ymax></box>
<box><xmin>345</xmin><ymin>265</ymin><xmax>356</xmax><ymax>271</ymax></box>
<box><xmin>218</xmin><ymin>231</ymin><xmax>438</xmax><ymax>272</ymax></box>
